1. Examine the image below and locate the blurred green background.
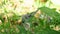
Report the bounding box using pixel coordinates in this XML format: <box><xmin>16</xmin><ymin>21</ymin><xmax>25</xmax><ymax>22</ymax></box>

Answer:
<box><xmin>0</xmin><ymin>0</ymin><xmax>60</xmax><ymax>34</ymax></box>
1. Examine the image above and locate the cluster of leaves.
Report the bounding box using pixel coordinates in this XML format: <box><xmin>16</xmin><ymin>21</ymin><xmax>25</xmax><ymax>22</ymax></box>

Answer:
<box><xmin>21</xmin><ymin>7</ymin><xmax>60</xmax><ymax>34</ymax></box>
<box><xmin>0</xmin><ymin>6</ymin><xmax>60</xmax><ymax>34</ymax></box>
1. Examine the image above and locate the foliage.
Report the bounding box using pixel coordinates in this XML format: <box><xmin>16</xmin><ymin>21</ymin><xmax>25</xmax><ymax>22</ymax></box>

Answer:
<box><xmin>0</xmin><ymin>0</ymin><xmax>60</xmax><ymax>34</ymax></box>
